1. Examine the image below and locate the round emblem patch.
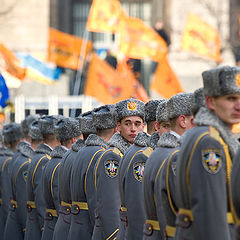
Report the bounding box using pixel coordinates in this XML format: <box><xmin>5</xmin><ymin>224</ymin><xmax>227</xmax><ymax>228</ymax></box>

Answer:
<box><xmin>127</xmin><ymin>102</ymin><xmax>137</xmax><ymax>111</ymax></box>
<box><xmin>133</xmin><ymin>162</ymin><xmax>145</xmax><ymax>182</ymax></box>
<box><xmin>236</xmin><ymin>73</ymin><xmax>240</xmax><ymax>87</ymax></box>
<box><xmin>104</xmin><ymin>160</ymin><xmax>119</xmax><ymax>178</ymax></box>
<box><xmin>202</xmin><ymin>150</ymin><xmax>221</xmax><ymax>174</ymax></box>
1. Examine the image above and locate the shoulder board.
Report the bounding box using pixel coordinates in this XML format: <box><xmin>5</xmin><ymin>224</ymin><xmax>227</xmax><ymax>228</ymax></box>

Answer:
<box><xmin>209</xmin><ymin>126</ymin><xmax>220</xmax><ymax>141</ymax></box>
<box><xmin>112</xmin><ymin>147</ymin><xmax>123</xmax><ymax>158</ymax></box>
<box><xmin>46</xmin><ymin>154</ymin><xmax>51</xmax><ymax>160</ymax></box>
<box><xmin>142</xmin><ymin>147</ymin><xmax>153</xmax><ymax>158</ymax></box>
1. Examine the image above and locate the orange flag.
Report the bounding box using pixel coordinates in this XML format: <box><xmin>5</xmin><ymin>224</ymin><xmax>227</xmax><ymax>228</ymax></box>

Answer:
<box><xmin>84</xmin><ymin>54</ymin><xmax>135</xmax><ymax>104</ymax></box>
<box><xmin>0</xmin><ymin>43</ymin><xmax>26</xmax><ymax>80</ymax></box>
<box><xmin>47</xmin><ymin>28</ymin><xmax>93</xmax><ymax>70</ymax></box>
<box><xmin>119</xmin><ymin>17</ymin><xmax>168</xmax><ymax>62</ymax></box>
<box><xmin>86</xmin><ymin>0</ymin><xmax>125</xmax><ymax>33</ymax></box>
<box><xmin>181</xmin><ymin>13</ymin><xmax>221</xmax><ymax>62</ymax></box>
<box><xmin>116</xmin><ymin>58</ymin><xmax>150</xmax><ymax>102</ymax></box>
<box><xmin>150</xmin><ymin>57</ymin><xmax>183</xmax><ymax>99</ymax></box>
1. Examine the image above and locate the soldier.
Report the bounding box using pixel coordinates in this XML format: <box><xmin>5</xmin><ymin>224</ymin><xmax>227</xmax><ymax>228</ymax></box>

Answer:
<box><xmin>175</xmin><ymin>66</ymin><xmax>240</xmax><ymax>240</ymax></box>
<box><xmin>93</xmin><ymin>98</ymin><xmax>145</xmax><ymax>240</ymax></box>
<box><xmin>117</xmin><ymin>100</ymin><xmax>163</xmax><ymax>240</ymax></box>
<box><xmin>0</xmin><ymin>123</ymin><xmax>24</xmax><ymax>239</ymax></box>
<box><xmin>68</xmin><ymin>106</ymin><xmax>117</xmax><ymax>240</ymax></box>
<box><xmin>52</xmin><ymin>119</ymin><xmax>85</xmax><ymax>240</ymax></box>
<box><xmin>41</xmin><ymin>117</ymin><xmax>81</xmax><ymax>240</ymax></box>
<box><xmin>154</xmin><ymin>90</ymin><xmax>204</xmax><ymax>239</ymax></box>
<box><xmin>4</xmin><ymin>115</ymin><xmax>41</xmax><ymax>240</ymax></box>
<box><xmin>143</xmin><ymin>93</ymin><xmax>193</xmax><ymax>239</ymax></box>
<box><xmin>25</xmin><ymin>115</ymin><xmax>62</xmax><ymax>240</ymax></box>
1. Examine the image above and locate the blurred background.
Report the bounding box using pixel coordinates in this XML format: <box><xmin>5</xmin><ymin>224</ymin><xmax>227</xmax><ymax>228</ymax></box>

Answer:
<box><xmin>0</xmin><ymin>0</ymin><xmax>239</xmax><ymax>124</ymax></box>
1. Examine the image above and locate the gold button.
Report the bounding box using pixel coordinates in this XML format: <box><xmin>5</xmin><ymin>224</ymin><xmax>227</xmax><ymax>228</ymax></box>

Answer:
<box><xmin>76</xmin><ymin>207</ymin><xmax>79</xmax><ymax>211</ymax></box>
<box><xmin>184</xmin><ymin>217</ymin><xmax>188</xmax><ymax>222</ymax></box>
<box><xmin>67</xmin><ymin>208</ymin><xmax>70</xmax><ymax>212</ymax></box>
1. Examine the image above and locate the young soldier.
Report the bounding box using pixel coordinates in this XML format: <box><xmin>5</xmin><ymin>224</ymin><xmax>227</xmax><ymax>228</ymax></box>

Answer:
<box><xmin>92</xmin><ymin>98</ymin><xmax>145</xmax><ymax>240</ymax></box>
<box><xmin>25</xmin><ymin>115</ymin><xmax>62</xmax><ymax>240</ymax></box>
<box><xmin>175</xmin><ymin>66</ymin><xmax>240</xmax><ymax>240</ymax></box>
<box><xmin>0</xmin><ymin>123</ymin><xmax>24</xmax><ymax>238</ymax></box>
<box><xmin>41</xmin><ymin>117</ymin><xmax>81</xmax><ymax>240</ymax></box>
<box><xmin>143</xmin><ymin>93</ymin><xmax>193</xmax><ymax>239</ymax></box>
<box><xmin>117</xmin><ymin>99</ymin><xmax>162</xmax><ymax>240</ymax></box>
<box><xmin>68</xmin><ymin>106</ymin><xmax>117</xmax><ymax>240</ymax></box>
<box><xmin>52</xmin><ymin>116</ymin><xmax>91</xmax><ymax>240</ymax></box>
<box><xmin>4</xmin><ymin>116</ymin><xmax>41</xmax><ymax>240</ymax></box>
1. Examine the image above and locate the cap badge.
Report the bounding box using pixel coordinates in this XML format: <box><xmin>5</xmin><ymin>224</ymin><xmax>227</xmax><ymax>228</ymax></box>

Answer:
<box><xmin>235</xmin><ymin>73</ymin><xmax>240</xmax><ymax>87</ymax></box>
<box><xmin>127</xmin><ymin>102</ymin><xmax>137</xmax><ymax>111</ymax></box>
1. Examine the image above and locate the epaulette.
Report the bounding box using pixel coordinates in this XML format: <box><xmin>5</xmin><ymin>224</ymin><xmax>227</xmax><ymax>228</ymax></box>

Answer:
<box><xmin>209</xmin><ymin>126</ymin><xmax>220</xmax><ymax>141</ymax></box>
<box><xmin>112</xmin><ymin>147</ymin><xmax>123</xmax><ymax>158</ymax></box>
<box><xmin>142</xmin><ymin>147</ymin><xmax>153</xmax><ymax>158</ymax></box>
<box><xmin>46</xmin><ymin>154</ymin><xmax>51</xmax><ymax>160</ymax></box>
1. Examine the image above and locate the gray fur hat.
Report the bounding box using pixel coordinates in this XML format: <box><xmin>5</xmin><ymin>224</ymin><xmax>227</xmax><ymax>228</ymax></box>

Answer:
<box><xmin>167</xmin><ymin>92</ymin><xmax>193</xmax><ymax>119</ymax></box>
<box><xmin>55</xmin><ymin>117</ymin><xmax>81</xmax><ymax>141</ymax></box>
<box><xmin>144</xmin><ymin>100</ymin><xmax>162</xmax><ymax>123</ymax></box>
<box><xmin>38</xmin><ymin>115</ymin><xmax>64</xmax><ymax>135</ymax></box>
<box><xmin>29</xmin><ymin>120</ymin><xmax>43</xmax><ymax>141</ymax></box>
<box><xmin>202</xmin><ymin>66</ymin><xmax>240</xmax><ymax>97</ymax></box>
<box><xmin>3</xmin><ymin>123</ymin><xmax>24</xmax><ymax>143</ymax></box>
<box><xmin>116</xmin><ymin>98</ymin><xmax>145</xmax><ymax>122</ymax></box>
<box><xmin>191</xmin><ymin>88</ymin><xmax>206</xmax><ymax>115</ymax></box>
<box><xmin>21</xmin><ymin>114</ymin><xmax>40</xmax><ymax>134</ymax></box>
<box><xmin>92</xmin><ymin>105</ymin><xmax>117</xmax><ymax>130</ymax></box>
<box><xmin>156</xmin><ymin>99</ymin><xmax>169</xmax><ymax>123</ymax></box>
<box><xmin>78</xmin><ymin>111</ymin><xmax>96</xmax><ymax>134</ymax></box>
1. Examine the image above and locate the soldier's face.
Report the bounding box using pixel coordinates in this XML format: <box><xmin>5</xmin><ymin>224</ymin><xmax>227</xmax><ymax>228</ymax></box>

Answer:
<box><xmin>206</xmin><ymin>93</ymin><xmax>240</xmax><ymax>128</ymax></box>
<box><xmin>117</xmin><ymin>116</ymin><xmax>144</xmax><ymax>144</ymax></box>
<box><xmin>156</xmin><ymin>121</ymin><xmax>171</xmax><ymax>135</ymax></box>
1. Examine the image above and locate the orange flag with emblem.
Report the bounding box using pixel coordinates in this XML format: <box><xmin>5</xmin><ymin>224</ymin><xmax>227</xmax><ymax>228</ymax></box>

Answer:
<box><xmin>181</xmin><ymin>13</ymin><xmax>221</xmax><ymax>62</ymax></box>
<box><xmin>48</xmin><ymin>28</ymin><xmax>93</xmax><ymax>70</ymax></box>
<box><xmin>85</xmin><ymin>54</ymin><xmax>135</xmax><ymax>104</ymax></box>
<box><xmin>86</xmin><ymin>0</ymin><xmax>126</xmax><ymax>33</ymax></box>
<box><xmin>150</xmin><ymin>57</ymin><xmax>183</xmax><ymax>99</ymax></box>
<box><xmin>0</xmin><ymin>43</ymin><xmax>26</xmax><ymax>80</ymax></box>
<box><xmin>116</xmin><ymin>58</ymin><xmax>150</xmax><ymax>103</ymax></box>
<box><xmin>119</xmin><ymin>17</ymin><xmax>168</xmax><ymax>62</ymax></box>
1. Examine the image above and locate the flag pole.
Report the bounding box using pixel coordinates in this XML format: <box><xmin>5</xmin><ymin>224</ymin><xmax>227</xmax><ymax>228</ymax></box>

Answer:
<box><xmin>71</xmin><ymin>29</ymin><xmax>90</xmax><ymax>117</ymax></box>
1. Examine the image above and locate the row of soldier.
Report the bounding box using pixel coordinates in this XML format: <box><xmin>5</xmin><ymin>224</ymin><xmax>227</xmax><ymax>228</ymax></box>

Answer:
<box><xmin>0</xmin><ymin>65</ymin><xmax>240</xmax><ymax>240</ymax></box>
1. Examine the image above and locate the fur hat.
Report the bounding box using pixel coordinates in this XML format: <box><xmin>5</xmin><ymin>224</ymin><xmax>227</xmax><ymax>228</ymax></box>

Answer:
<box><xmin>167</xmin><ymin>92</ymin><xmax>193</xmax><ymax>119</ymax></box>
<box><xmin>29</xmin><ymin>120</ymin><xmax>43</xmax><ymax>141</ymax></box>
<box><xmin>21</xmin><ymin>114</ymin><xmax>40</xmax><ymax>134</ymax></box>
<box><xmin>202</xmin><ymin>66</ymin><xmax>240</xmax><ymax>97</ymax></box>
<box><xmin>144</xmin><ymin>100</ymin><xmax>162</xmax><ymax>123</ymax></box>
<box><xmin>116</xmin><ymin>98</ymin><xmax>145</xmax><ymax>122</ymax></box>
<box><xmin>3</xmin><ymin>123</ymin><xmax>24</xmax><ymax>143</ymax></box>
<box><xmin>54</xmin><ymin>117</ymin><xmax>81</xmax><ymax>141</ymax></box>
<box><xmin>38</xmin><ymin>115</ymin><xmax>64</xmax><ymax>135</ymax></box>
<box><xmin>191</xmin><ymin>88</ymin><xmax>206</xmax><ymax>115</ymax></box>
<box><xmin>156</xmin><ymin>99</ymin><xmax>169</xmax><ymax>123</ymax></box>
<box><xmin>92</xmin><ymin>105</ymin><xmax>117</xmax><ymax>130</ymax></box>
<box><xmin>78</xmin><ymin>111</ymin><xmax>96</xmax><ymax>134</ymax></box>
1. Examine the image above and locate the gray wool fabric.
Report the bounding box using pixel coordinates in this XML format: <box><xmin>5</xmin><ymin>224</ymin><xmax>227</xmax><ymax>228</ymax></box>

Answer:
<box><xmin>3</xmin><ymin>123</ymin><xmax>24</xmax><ymax>142</ymax></box>
<box><xmin>167</xmin><ymin>92</ymin><xmax>193</xmax><ymax>119</ymax></box>
<box><xmin>21</xmin><ymin>114</ymin><xmax>40</xmax><ymax>134</ymax></box>
<box><xmin>157</xmin><ymin>132</ymin><xmax>180</xmax><ymax>148</ymax></box>
<box><xmin>29</xmin><ymin>120</ymin><xmax>43</xmax><ymax>141</ymax></box>
<box><xmin>116</xmin><ymin>98</ymin><xmax>145</xmax><ymax>122</ymax></box>
<box><xmin>55</xmin><ymin>117</ymin><xmax>81</xmax><ymax>141</ymax></box>
<box><xmin>144</xmin><ymin>100</ymin><xmax>162</xmax><ymax>123</ymax></box>
<box><xmin>202</xmin><ymin>65</ymin><xmax>240</xmax><ymax>97</ymax></box>
<box><xmin>156</xmin><ymin>99</ymin><xmax>169</xmax><ymax>123</ymax></box>
<box><xmin>92</xmin><ymin>104</ymin><xmax>117</xmax><ymax>130</ymax></box>
<box><xmin>191</xmin><ymin>88</ymin><xmax>206</xmax><ymax>115</ymax></box>
<box><xmin>78</xmin><ymin>111</ymin><xmax>96</xmax><ymax>134</ymax></box>
<box><xmin>39</xmin><ymin>115</ymin><xmax>64</xmax><ymax>135</ymax></box>
<box><xmin>133</xmin><ymin>131</ymin><xmax>151</xmax><ymax>147</ymax></box>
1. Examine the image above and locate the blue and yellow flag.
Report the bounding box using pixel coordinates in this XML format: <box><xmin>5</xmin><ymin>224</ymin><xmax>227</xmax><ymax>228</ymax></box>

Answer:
<box><xmin>0</xmin><ymin>73</ymin><xmax>9</xmax><ymax>108</ymax></box>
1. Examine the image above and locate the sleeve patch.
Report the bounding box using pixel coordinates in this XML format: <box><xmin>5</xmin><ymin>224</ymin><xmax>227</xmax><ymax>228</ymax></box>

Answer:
<box><xmin>133</xmin><ymin>162</ymin><xmax>145</xmax><ymax>182</ymax></box>
<box><xmin>202</xmin><ymin>149</ymin><xmax>222</xmax><ymax>174</ymax></box>
<box><xmin>104</xmin><ymin>160</ymin><xmax>119</xmax><ymax>178</ymax></box>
